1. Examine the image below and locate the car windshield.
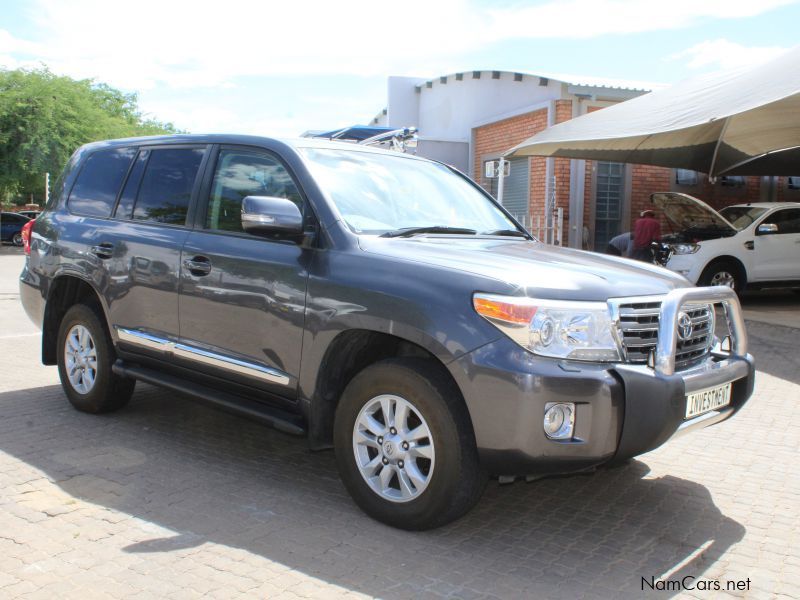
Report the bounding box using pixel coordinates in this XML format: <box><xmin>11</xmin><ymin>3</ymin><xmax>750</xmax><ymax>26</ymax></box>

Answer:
<box><xmin>719</xmin><ymin>206</ymin><xmax>768</xmax><ymax>230</ymax></box>
<box><xmin>299</xmin><ymin>148</ymin><xmax>520</xmax><ymax>235</ymax></box>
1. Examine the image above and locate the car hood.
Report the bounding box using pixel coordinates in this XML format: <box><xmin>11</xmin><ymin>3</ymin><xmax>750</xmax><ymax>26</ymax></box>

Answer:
<box><xmin>359</xmin><ymin>235</ymin><xmax>690</xmax><ymax>301</ymax></box>
<box><xmin>651</xmin><ymin>192</ymin><xmax>736</xmax><ymax>235</ymax></box>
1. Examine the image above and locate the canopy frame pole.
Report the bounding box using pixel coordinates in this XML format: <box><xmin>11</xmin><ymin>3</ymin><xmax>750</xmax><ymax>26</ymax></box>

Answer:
<box><xmin>707</xmin><ymin>116</ymin><xmax>731</xmax><ymax>180</ymax></box>
<box><xmin>496</xmin><ymin>157</ymin><xmax>507</xmax><ymax>206</ymax></box>
<box><xmin>716</xmin><ymin>144</ymin><xmax>800</xmax><ymax>176</ymax></box>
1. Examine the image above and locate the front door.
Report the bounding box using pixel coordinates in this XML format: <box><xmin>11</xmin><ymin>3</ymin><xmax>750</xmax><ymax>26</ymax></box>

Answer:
<box><xmin>178</xmin><ymin>146</ymin><xmax>311</xmax><ymax>401</ymax></box>
<box><xmin>751</xmin><ymin>208</ymin><xmax>800</xmax><ymax>281</ymax></box>
<box><xmin>594</xmin><ymin>162</ymin><xmax>625</xmax><ymax>251</ymax></box>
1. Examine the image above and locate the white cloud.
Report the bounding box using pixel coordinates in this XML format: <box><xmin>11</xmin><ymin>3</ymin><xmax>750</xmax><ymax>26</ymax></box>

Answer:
<box><xmin>485</xmin><ymin>0</ymin><xmax>796</xmax><ymax>40</ymax></box>
<box><xmin>670</xmin><ymin>39</ymin><xmax>789</xmax><ymax>70</ymax></box>
<box><xmin>2</xmin><ymin>1</ymin><xmax>796</xmax><ymax>134</ymax></box>
<box><xmin>1</xmin><ymin>0</ymin><xmax>796</xmax><ymax>90</ymax></box>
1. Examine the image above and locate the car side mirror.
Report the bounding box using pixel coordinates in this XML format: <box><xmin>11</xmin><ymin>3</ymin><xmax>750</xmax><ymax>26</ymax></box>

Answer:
<box><xmin>756</xmin><ymin>223</ymin><xmax>778</xmax><ymax>235</ymax></box>
<box><xmin>241</xmin><ymin>196</ymin><xmax>303</xmax><ymax>236</ymax></box>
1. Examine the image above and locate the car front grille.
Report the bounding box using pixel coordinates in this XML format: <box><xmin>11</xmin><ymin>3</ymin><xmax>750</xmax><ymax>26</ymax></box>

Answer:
<box><xmin>616</xmin><ymin>300</ymin><xmax>714</xmax><ymax>371</ymax></box>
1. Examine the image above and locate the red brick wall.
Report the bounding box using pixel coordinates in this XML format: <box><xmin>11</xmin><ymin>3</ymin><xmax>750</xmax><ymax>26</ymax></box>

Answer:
<box><xmin>553</xmin><ymin>101</ymin><xmax>573</xmax><ymax>231</ymax></box>
<box><xmin>473</xmin><ymin>108</ymin><xmax>549</xmax><ymax>227</ymax></box>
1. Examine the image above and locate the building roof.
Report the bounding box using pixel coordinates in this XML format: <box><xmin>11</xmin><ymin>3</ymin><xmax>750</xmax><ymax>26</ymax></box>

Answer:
<box><xmin>412</xmin><ymin>69</ymin><xmax>662</xmax><ymax>93</ymax></box>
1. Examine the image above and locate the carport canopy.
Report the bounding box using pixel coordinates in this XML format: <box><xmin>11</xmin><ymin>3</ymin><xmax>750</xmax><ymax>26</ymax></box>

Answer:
<box><xmin>505</xmin><ymin>46</ymin><xmax>800</xmax><ymax>176</ymax></box>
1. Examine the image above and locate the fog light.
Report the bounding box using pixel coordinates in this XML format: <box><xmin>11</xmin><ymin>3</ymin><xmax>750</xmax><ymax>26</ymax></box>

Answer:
<box><xmin>543</xmin><ymin>402</ymin><xmax>574</xmax><ymax>440</ymax></box>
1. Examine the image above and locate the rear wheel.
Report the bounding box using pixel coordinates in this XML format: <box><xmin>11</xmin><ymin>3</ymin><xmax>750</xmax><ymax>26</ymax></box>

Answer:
<box><xmin>57</xmin><ymin>303</ymin><xmax>135</xmax><ymax>413</ymax></box>
<box><xmin>12</xmin><ymin>232</ymin><xmax>23</xmax><ymax>246</ymax></box>
<box><xmin>334</xmin><ymin>358</ymin><xmax>486</xmax><ymax>530</ymax></box>
<box><xmin>699</xmin><ymin>259</ymin><xmax>744</xmax><ymax>294</ymax></box>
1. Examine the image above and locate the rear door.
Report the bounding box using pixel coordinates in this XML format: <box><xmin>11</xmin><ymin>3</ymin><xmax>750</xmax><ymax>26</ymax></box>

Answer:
<box><xmin>751</xmin><ymin>208</ymin><xmax>800</xmax><ymax>281</ymax></box>
<box><xmin>177</xmin><ymin>146</ymin><xmax>311</xmax><ymax>402</ymax></box>
<box><xmin>64</xmin><ymin>144</ymin><xmax>208</xmax><ymax>354</ymax></box>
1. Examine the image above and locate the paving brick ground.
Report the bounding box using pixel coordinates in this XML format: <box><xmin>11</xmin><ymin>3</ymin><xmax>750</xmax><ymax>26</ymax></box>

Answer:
<box><xmin>1</xmin><ymin>248</ymin><xmax>799</xmax><ymax>599</ymax></box>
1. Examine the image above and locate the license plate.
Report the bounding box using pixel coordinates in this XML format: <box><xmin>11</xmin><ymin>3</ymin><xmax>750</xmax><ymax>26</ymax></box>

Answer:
<box><xmin>685</xmin><ymin>383</ymin><xmax>732</xmax><ymax>419</ymax></box>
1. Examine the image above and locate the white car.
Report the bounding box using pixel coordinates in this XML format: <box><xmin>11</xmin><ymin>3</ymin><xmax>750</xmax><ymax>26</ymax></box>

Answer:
<box><xmin>652</xmin><ymin>193</ymin><xmax>800</xmax><ymax>293</ymax></box>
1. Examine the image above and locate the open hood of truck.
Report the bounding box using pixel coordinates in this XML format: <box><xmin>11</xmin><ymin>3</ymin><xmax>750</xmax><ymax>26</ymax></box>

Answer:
<box><xmin>651</xmin><ymin>192</ymin><xmax>737</xmax><ymax>235</ymax></box>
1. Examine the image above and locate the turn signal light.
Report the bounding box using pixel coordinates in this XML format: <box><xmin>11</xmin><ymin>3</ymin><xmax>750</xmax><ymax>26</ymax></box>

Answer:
<box><xmin>473</xmin><ymin>296</ymin><xmax>537</xmax><ymax>325</ymax></box>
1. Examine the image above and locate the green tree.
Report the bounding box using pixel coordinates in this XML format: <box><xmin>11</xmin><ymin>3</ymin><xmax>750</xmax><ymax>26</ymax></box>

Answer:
<box><xmin>0</xmin><ymin>67</ymin><xmax>179</xmax><ymax>204</ymax></box>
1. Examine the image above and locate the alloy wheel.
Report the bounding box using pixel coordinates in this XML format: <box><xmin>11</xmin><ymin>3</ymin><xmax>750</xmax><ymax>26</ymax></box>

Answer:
<box><xmin>352</xmin><ymin>394</ymin><xmax>435</xmax><ymax>503</ymax></box>
<box><xmin>710</xmin><ymin>270</ymin><xmax>736</xmax><ymax>288</ymax></box>
<box><xmin>64</xmin><ymin>324</ymin><xmax>98</xmax><ymax>394</ymax></box>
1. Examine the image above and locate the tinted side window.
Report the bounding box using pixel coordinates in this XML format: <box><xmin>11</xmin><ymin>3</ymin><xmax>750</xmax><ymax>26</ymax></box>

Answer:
<box><xmin>132</xmin><ymin>148</ymin><xmax>205</xmax><ymax>225</ymax></box>
<box><xmin>115</xmin><ymin>150</ymin><xmax>150</xmax><ymax>220</ymax></box>
<box><xmin>762</xmin><ymin>209</ymin><xmax>800</xmax><ymax>234</ymax></box>
<box><xmin>68</xmin><ymin>147</ymin><xmax>136</xmax><ymax>217</ymax></box>
<box><xmin>206</xmin><ymin>149</ymin><xmax>302</xmax><ymax>232</ymax></box>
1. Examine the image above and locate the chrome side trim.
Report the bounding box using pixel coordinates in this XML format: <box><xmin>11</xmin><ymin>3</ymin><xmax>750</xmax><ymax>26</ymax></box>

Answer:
<box><xmin>117</xmin><ymin>327</ymin><xmax>173</xmax><ymax>352</ymax></box>
<box><xmin>172</xmin><ymin>343</ymin><xmax>291</xmax><ymax>386</ymax></box>
<box><xmin>114</xmin><ymin>327</ymin><xmax>291</xmax><ymax>386</ymax></box>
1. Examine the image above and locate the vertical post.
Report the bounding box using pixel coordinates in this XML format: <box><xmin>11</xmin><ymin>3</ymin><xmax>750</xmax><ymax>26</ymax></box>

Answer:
<box><xmin>45</xmin><ymin>172</ymin><xmax>50</xmax><ymax>205</ymax></box>
<box><xmin>496</xmin><ymin>157</ymin><xmax>506</xmax><ymax>206</ymax></box>
<box><xmin>556</xmin><ymin>207</ymin><xmax>564</xmax><ymax>246</ymax></box>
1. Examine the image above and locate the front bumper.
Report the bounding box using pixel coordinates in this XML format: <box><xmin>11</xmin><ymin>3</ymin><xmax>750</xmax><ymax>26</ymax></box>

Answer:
<box><xmin>664</xmin><ymin>253</ymin><xmax>704</xmax><ymax>284</ymax></box>
<box><xmin>450</xmin><ymin>286</ymin><xmax>755</xmax><ymax>476</ymax></box>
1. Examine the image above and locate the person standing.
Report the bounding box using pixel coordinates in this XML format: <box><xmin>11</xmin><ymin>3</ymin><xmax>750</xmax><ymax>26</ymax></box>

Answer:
<box><xmin>632</xmin><ymin>209</ymin><xmax>661</xmax><ymax>262</ymax></box>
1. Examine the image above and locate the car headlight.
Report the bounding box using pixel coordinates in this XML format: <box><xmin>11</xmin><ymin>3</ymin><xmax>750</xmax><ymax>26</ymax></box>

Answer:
<box><xmin>671</xmin><ymin>243</ymin><xmax>700</xmax><ymax>254</ymax></box>
<box><xmin>473</xmin><ymin>294</ymin><xmax>622</xmax><ymax>362</ymax></box>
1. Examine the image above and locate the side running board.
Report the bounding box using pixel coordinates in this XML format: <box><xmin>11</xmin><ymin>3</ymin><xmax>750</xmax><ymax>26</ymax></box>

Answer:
<box><xmin>112</xmin><ymin>360</ymin><xmax>306</xmax><ymax>436</ymax></box>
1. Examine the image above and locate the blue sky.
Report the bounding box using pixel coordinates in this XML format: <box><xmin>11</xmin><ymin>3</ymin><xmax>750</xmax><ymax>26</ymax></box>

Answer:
<box><xmin>1</xmin><ymin>0</ymin><xmax>798</xmax><ymax>137</ymax></box>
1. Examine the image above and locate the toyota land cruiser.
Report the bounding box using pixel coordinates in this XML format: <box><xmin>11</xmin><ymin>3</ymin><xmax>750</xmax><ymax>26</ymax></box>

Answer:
<box><xmin>20</xmin><ymin>135</ymin><xmax>755</xmax><ymax>530</ymax></box>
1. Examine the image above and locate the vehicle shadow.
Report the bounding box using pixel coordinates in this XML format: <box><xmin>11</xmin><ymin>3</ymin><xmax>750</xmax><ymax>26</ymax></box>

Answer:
<box><xmin>742</xmin><ymin>320</ymin><xmax>800</xmax><ymax>385</ymax></box>
<box><xmin>0</xmin><ymin>383</ymin><xmax>745</xmax><ymax>599</ymax></box>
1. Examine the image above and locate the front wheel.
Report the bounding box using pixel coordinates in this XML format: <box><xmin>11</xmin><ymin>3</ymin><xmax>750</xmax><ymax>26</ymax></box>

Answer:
<box><xmin>57</xmin><ymin>303</ymin><xmax>135</xmax><ymax>413</ymax></box>
<box><xmin>12</xmin><ymin>232</ymin><xmax>23</xmax><ymax>246</ymax></box>
<box><xmin>334</xmin><ymin>358</ymin><xmax>486</xmax><ymax>530</ymax></box>
<box><xmin>698</xmin><ymin>260</ymin><xmax>744</xmax><ymax>294</ymax></box>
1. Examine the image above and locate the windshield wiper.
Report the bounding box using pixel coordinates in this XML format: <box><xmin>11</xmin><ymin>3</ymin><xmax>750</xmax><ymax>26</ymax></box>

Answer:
<box><xmin>482</xmin><ymin>229</ymin><xmax>529</xmax><ymax>238</ymax></box>
<box><xmin>380</xmin><ymin>226</ymin><xmax>477</xmax><ymax>238</ymax></box>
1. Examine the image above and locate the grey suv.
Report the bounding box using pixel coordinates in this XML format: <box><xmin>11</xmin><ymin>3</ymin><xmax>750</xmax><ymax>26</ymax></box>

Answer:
<box><xmin>20</xmin><ymin>135</ymin><xmax>755</xmax><ymax>530</ymax></box>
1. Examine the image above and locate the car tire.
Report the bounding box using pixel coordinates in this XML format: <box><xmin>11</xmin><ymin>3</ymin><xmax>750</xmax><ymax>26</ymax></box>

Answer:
<box><xmin>698</xmin><ymin>259</ymin><xmax>745</xmax><ymax>294</ymax></box>
<box><xmin>12</xmin><ymin>232</ymin><xmax>23</xmax><ymax>246</ymax></box>
<box><xmin>334</xmin><ymin>357</ymin><xmax>486</xmax><ymax>530</ymax></box>
<box><xmin>57</xmin><ymin>302</ymin><xmax>135</xmax><ymax>413</ymax></box>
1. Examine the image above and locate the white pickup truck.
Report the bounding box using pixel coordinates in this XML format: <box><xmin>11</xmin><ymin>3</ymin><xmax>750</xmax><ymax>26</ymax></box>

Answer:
<box><xmin>653</xmin><ymin>193</ymin><xmax>800</xmax><ymax>293</ymax></box>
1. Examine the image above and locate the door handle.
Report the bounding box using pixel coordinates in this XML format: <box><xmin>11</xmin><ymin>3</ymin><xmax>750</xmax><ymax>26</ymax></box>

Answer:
<box><xmin>744</xmin><ymin>240</ymin><xmax>754</xmax><ymax>250</ymax></box>
<box><xmin>183</xmin><ymin>255</ymin><xmax>212</xmax><ymax>276</ymax></box>
<box><xmin>91</xmin><ymin>242</ymin><xmax>114</xmax><ymax>259</ymax></box>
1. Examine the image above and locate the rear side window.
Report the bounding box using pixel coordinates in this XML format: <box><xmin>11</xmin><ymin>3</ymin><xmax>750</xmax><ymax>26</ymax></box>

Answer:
<box><xmin>114</xmin><ymin>150</ymin><xmax>150</xmax><ymax>220</ymax></box>
<box><xmin>68</xmin><ymin>147</ymin><xmax>136</xmax><ymax>217</ymax></box>
<box><xmin>132</xmin><ymin>148</ymin><xmax>205</xmax><ymax>225</ymax></box>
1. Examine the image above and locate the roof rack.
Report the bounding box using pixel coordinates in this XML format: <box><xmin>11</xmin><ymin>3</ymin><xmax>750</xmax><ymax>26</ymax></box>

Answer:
<box><xmin>307</xmin><ymin>125</ymin><xmax>417</xmax><ymax>153</ymax></box>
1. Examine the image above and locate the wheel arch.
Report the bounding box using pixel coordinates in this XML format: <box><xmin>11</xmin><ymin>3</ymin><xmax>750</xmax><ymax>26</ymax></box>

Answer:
<box><xmin>307</xmin><ymin>328</ymin><xmax>474</xmax><ymax>450</ymax></box>
<box><xmin>699</xmin><ymin>255</ymin><xmax>748</xmax><ymax>288</ymax></box>
<box><xmin>42</xmin><ymin>274</ymin><xmax>109</xmax><ymax>365</ymax></box>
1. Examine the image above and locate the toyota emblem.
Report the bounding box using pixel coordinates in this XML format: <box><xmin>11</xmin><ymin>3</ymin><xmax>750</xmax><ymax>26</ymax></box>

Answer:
<box><xmin>677</xmin><ymin>312</ymin><xmax>693</xmax><ymax>341</ymax></box>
